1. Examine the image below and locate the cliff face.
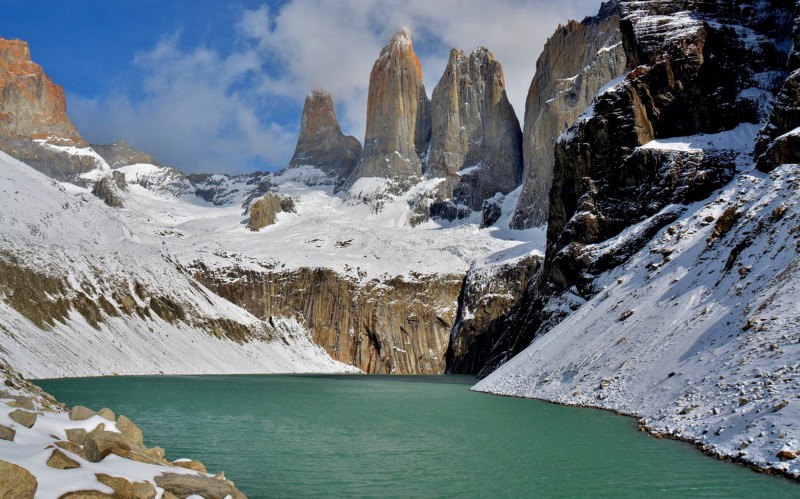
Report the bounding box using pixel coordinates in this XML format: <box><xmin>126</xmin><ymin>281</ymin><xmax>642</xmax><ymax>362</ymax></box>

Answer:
<box><xmin>511</xmin><ymin>8</ymin><xmax>627</xmax><ymax>229</ymax></box>
<box><xmin>470</xmin><ymin>0</ymin><xmax>796</xmax><ymax>376</ymax></box>
<box><xmin>92</xmin><ymin>140</ymin><xmax>158</xmax><ymax>168</ymax></box>
<box><xmin>344</xmin><ymin>29</ymin><xmax>431</xmax><ymax>193</ymax></box>
<box><xmin>0</xmin><ymin>38</ymin><xmax>83</xmax><ymax>145</ymax></box>
<box><xmin>427</xmin><ymin>47</ymin><xmax>522</xmax><ymax>211</ymax></box>
<box><xmin>284</xmin><ymin>90</ymin><xmax>361</xmax><ymax>187</ymax></box>
<box><xmin>0</xmin><ymin>38</ymin><xmax>106</xmax><ymax>180</ymax></box>
<box><xmin>195</xmin><ymin>265</ymin><xmax>462</xmax><ymax>374</ymax></box>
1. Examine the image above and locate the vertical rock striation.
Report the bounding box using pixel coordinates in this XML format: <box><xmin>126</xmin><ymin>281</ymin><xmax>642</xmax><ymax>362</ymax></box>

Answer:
<box><xmin>511</xmin><ymin>5</ymin><xmax>627</xmax><ymax>229</ymax></box>
<box><xmin>344</xmin><ymin>28</ymin><xmax>431</xmax><ymax>193</ymax></box>
<box><xmin>427</xmin><ymin>47</ymin><xmax>523</xmax><ymax>212</ymax></box>
<box><xmin>284</xmin><ymin>90</ymin><xmax>362</xmax><ymax>187</ymax></box>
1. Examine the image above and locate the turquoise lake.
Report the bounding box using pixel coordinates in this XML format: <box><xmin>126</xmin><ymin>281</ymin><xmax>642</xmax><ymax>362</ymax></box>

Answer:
<box><xmin>37</xmin><ymin>374</ymin><xmax>798</xmax><ymax>498</ymax></box>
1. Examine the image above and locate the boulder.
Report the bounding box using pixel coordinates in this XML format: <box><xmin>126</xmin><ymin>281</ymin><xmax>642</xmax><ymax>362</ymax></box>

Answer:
<box><xmin>0</xmin><ymin>459</ymin><xmax>37</xmax><ymax>498</ymax></box>
<box><xmin>8</xmin><ymin>409</ymin><xmax>36</xmax><ymax>428</ymax></box>
<box><xmin>69</xmin><ymin>405</ymin><xmax>98</xmax><ymax>421</ymax></box>
<box><xmin>47</xmin><ymin>448</ymin><xmax>81</xmax><ymax>470</ymax></box>
<box><xmin>96</xmin><ymin>473</ymin><xmax>157</xmax><ymax>499</ymax></box>
<box><xmin>171</xmin><ymin>459</ymin><xmax>208</xmax><ymax>473</ymax></box>
<box><xmin>97</xmin><ymin>408</ymin><xmax>115</xmax><ymax>422</ymax></box>
<box><xmin>154</xmin><ymin>473</ymin><xmax>247</xmax><ymax>499</ymax></box>
<box><xmin>0</xmin><ymin>423</ymin><xmax>15</xmax><ymax>441</ymax></box>
<box><xmin>92</xmin><ymin>175</ymin><xmax>125</xmax><ymax>208</ymax></box>
<box><xmin>7</xmin><ymin>396</ymin><xmax>35</xmax><ymax>410</ymax></box>
<box><xmin>246</xmin><ymin>192</ymin><xmax>296</xmax><ymax>231</ymax></box>
<box><xmin>116</xmin><ymin>415</ymin><xmax>144</xmax><ymax>448</ymax></box>
<box><xmin>55</xmin><ymin>440</ymin><xmax>86</xmax><ymax>459</ymax></box>
<box><xmin>83</xmin><ymin>430</ymin><xmax>132</xmax><ymax>463</ymax></box>
<box><xmin>66</xmin><ymin>428</ymin><xmax>88</xmax><ymax>445</ymax></box>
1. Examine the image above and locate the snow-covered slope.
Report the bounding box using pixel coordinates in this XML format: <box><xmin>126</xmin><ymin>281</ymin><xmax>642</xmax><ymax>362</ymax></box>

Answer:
<box><xmin>0</xmin><ymin>151</ymin><xmax>358</xmax><ymax>378</ymax></box>
<box><xmin>476</xmin><ymin>157</ymin><xmax>800</xmax><ymax>477</ymax></box>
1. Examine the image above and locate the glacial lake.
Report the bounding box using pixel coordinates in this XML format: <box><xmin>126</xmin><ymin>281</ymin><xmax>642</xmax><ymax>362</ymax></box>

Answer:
<box><xmin>38</xmin><ymin>375</ymin><xmax>797</xmax><ymax>498</ymax></box>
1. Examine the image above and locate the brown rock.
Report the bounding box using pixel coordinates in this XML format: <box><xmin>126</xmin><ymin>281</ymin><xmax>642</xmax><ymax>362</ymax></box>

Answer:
<box><xmin>69</xmin><ymin>405</ymin><xmax>98</xmax><ymax>421</ymax></box>
<box><xmin>777</xmin><ymin>449</ymin><xmax>799</xmax><ymax>461</ymax></box>
<box><xmin>171</xmin><ymin>459</ymin><xmax>208</xmax><ymax>473</ymax></box>
<box><xmin>0</xmin><ymin>38</ymin><xmax>84</xmax><ymax>144</ymax></box>
<box><xmin>55</xmin><ymin>440</ymin><xmax>86</xmax><ymax>459</ymax></box>
<box><xmin>66</xmin><ymin>428</ymin><xmax>88</xmax><ymax>445</ymax></box>
<box><xmin>345</xmin><ymin>28</ymin><xmax>431</xmax><ymax>192</ymax></box>
<box><xmin>47</xmin><ymin>448</ymin><xmax>81</xmax><ymax>470</ymax></box>
<box><xmin>116</xmin><ymin>415</ymin><xmax>144</xmax><ymax>448</ymax></box>
<box><xmin>284</xmin><ymin>90</ymin><xmax>361</xmax><ymax>186</ymax></box>
<box><xmin>7</xmin><ymin>396</ymin><xmax>35</xmax><ymax>410</ymax></box>
<box><xmin>0</xmin><ymin>423</ymin><xmax>15</xmax><ymax>441</ymax></box>
<box><xmin>246</xmin><ymin>192</ymin><xmax>296</xmax><ymax>231</ymax></box>
<box><xmin>97</xmin><ymin>408</ymin><xmax>115</xmax><ymax>422</ymax></box>
<box><xmin>154</xmin><ymin>473</ymin><xmax>246</xmax><ymax>499</ymax></box>
<box><xmin>59</xmin><ymin>492</ymin><xmax>113</xmax><ymax>498</ymax></box>
<box><xmin>83</xmin><ymin>430</ymin><xmax>132</xmax><ymax>463</ymax></box>
<box><xmin>96</xmin><ymin>473</ymin><xmax>157</xmax><ymax>499</ymax></box>
<box><xmin>0</xmin><ymin>459</ymin><xmax>37</xmax><ymax>498</ymax></box>
<box><xmin>9</xmin><ymin>409</ymin><xmax>36</xmax><ymax>428</ymax></box>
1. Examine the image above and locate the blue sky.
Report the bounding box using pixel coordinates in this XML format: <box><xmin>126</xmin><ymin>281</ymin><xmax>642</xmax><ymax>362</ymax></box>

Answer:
<box><xmin>1</xmin><ymin>0</ymin><xmax>601</xmax><ymax>174</ymax></box>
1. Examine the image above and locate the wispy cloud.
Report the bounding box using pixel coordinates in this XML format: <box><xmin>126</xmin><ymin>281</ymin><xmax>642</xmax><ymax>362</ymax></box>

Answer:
<box><xmin>69</xmin><ymin>0</ymin><xmax>602</xmax><ymax>174</ymax></box>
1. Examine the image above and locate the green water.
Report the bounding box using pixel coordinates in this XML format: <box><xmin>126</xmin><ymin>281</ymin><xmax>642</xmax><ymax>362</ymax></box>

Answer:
<box><xmin>38</xmin><ymin>375</ymin><xmax>797</xmax><ymax>498</ymax></box>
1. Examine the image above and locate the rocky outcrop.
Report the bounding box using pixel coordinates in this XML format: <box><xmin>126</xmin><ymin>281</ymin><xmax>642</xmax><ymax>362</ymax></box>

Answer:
<box><xmin>755</xmin><ymin>69</ymin><xmax>800</xmax><ymax>171</ymax></box>
<box><xmin>0</xmin><ymin>38</ymin><xmax>83</xmax><ymax>144</ymax></box>
<box><xmin>0</xmin><ymin>363</ymin><xmax>247</xmax><ymax>498</ymax></box>
<box><xmin>0</xmin><ymin>38</ymin><xmax>104</xmax><ymax>180</ymax></box>
<box><xmin>511</xmin><ymin>5</ymin><xmax>627</xmax><ymax>229</ymax></box>
<box><xmin>344</xmin><ymin>29</ymin><xmax>431</xmax><ymax>193</ymax></box>
<box><xmin>446</xmin><ymin>254</ymin><xmax>541</xmax><ymax>374</ymax></box>
<box><xmin>91</xmin><ymin>171</ymin><xmax>128</xmax><ymax>208</ymax></box>
<box><xmin>470</xmin><ymin>0</ymin><xmax>796</xmax><ymax>376</ymax></box>
<box><xmin>92</xmin><ymin>140</ymin><xmax>158</xmax><ymax>168</ymax></box>
<box><xmin>194</xmin><ymin>265</ymin><xmax>462</xmax><ymax>374</ymax></box>
<box><xmin>246</xmin><ymin>192</ymin><xmax>296</xmax><ymax>231</ymax></box>
<box><xmin>283</xmin><ymin>90</ymin><xmax>361</xmax><ymax>187</ymax></box>
<box><xmin>426</xmin><ymin>47</ymin><xmax>522</xmax><ymax>214</ymax></box>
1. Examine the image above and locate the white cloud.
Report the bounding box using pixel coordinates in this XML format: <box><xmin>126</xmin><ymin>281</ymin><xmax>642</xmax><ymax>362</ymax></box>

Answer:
<box><xmin>69</xmin><ymin>0</ymin><xmax>604</xmax><ymax>173</ymax></box>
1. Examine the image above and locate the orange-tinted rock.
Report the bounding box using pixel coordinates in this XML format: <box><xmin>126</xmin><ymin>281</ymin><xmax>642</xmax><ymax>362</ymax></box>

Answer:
<box><xmin>0</xmin><ymin>37</ymin><xmax>84</xmax><ymax>145</ymax></box>
<box><xmin>284</xmin><ymin>90</ymin><xmax>361</xmax><ymax>186</ymax></box>
<box><xmin>345</xmin><ymin>28</ymin><xmax>431</xmax><ymax>192</ymax></box>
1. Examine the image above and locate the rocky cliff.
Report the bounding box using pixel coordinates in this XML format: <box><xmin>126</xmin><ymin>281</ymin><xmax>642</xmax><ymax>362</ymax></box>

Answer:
<box><xmin>194</xmin><ymin>265</ymin><xmax>462</xmax><ymax>374</ymax></box>
<box><xmin>344</xmin><ymin>29</ymin><xmax>431</xmax><ymax>193</ymax></box>
<box><xmin>282</xmin><ymin>90</ymin><xmax>361</xmax><ymax>187</ymax></box>
<box><xmin>467</xmin><ymin>0</ymin><xmax>796</xmax><ymax>376</ymax></box>
<box><xmin>511</xmin><ymin>5</ymin><xmax>627</xmax><ymax>229</ymax></box>
<box><xmin>0</xmin><ymin>38</ymin><xmax>101</xmax><ymax>180</ymax></box>
<box><xmin>426</xmin><ymin>47</ymin><xmax>522</xmax><ymax>212</ymax></box>
<box><xmin>92</xmin><ymin>140</ymin><xmax>158</xmax><ymax>168</ymax></box>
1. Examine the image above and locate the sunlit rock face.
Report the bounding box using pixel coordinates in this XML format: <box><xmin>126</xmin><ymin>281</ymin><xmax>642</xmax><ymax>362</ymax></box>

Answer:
<box><xmin>344</xmin><ymin>28</ymin><xmax>431</xmax><ymax>194</ymax></box>
<box><xmin>284</xmin><ymin>90</ymin><xmax>361</xmax><ymax>187</ymax></box>
<box><xmin>427</xmin><ymin>47</ymin><xmax>522</xmax><ymax>212</ymax></box>
<box><xmin>511</xmin><ymin>6</ymin><xmax>627</xmax><ymax>229</ymax></box>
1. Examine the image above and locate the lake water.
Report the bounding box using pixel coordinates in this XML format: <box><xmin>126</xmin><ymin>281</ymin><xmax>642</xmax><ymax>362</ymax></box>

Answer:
<box><xmin>38</xmin><ymin>375</ymin><xmax>797</xmax><ymax>498</ymax></box>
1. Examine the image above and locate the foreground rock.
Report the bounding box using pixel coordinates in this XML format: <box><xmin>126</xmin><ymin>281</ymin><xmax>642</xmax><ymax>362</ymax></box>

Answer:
<box><xmin>0</xmin><ymin>363</ymin><xmax>248</xmax><ymax>498</ymax></box>
<box><xmin>91</xmin><ymin>171</ymin><xmax>128</xmax><ymax>208</ymax></box>
<box><xmin>282</xmin><ymin>90</ymin><xmax>362</xmax><ymax>188</ymax></box>
<box><xmin>246</xmin><ymin>192</ymin><xmax>296</xmax><ymax>231</ymax></box>
<box><xmin>344</xmin><ymin>28</ymin><xmax>431</xmax><ymax>193</ymax></box>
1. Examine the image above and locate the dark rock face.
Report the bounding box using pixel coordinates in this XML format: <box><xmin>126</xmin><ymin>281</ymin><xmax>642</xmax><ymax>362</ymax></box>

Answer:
<box><xmin>92</xmin><ymin>140</ymin><xmax>158</xmax><ymax>168</ymax></box>
<box><xmin>756</xmin><ymin>69</ymin><xmax>800</xmax><ymax>171</ymax></box>
<box><xmin>427</xmin><ymin>47</ymin><xmax>522</xmax><ymax>212</ymax></box>
<box><xmin>511</xmin><ymin>7</ymin><xmax>627</xmax><ymax>229</ymax></box>
<box><xmin>283</xmin><ymin>90</ymin><xmax>361</xmax><ymax>187</ymax></box>
<box><xmin>455</xmin><ymin>0</ymin><xmax>797</xmax><ymax>377</ymax></box>
<box><xmin>91</xmin><ymin>172</ymin><xmax>128</xmax><ymax>208</ymax></box>
<box><xmin>344</xmin><ymin>29</ymin><xmax>431</xmax><ymax>192</ymax></box>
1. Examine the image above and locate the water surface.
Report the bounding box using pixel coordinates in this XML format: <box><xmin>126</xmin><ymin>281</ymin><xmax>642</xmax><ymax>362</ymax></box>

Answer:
<box><xmin>38</xmin><ymin>375</ymin><xmax>797</xmax><ymax>498</ymax></box>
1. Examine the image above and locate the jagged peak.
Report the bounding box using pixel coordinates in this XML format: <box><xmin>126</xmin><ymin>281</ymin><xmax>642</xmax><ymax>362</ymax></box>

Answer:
<box><xmin>0</xmin><ymin>37</ymin><xmax>31</xmax><ymax>61</ymax></box>
<box><xmin>381</xmin><ymin>27</ymin><xmax>415</xmax><ymax>57</ymax></box>
<box><xmin>307</xmin><ymin>88</ymin><xmax>332</xmax><ymax>100</ymax></box>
